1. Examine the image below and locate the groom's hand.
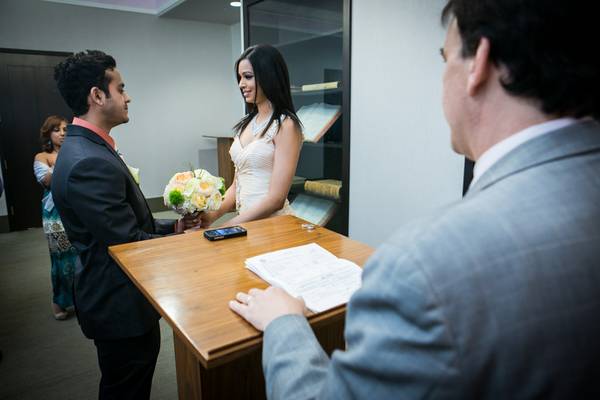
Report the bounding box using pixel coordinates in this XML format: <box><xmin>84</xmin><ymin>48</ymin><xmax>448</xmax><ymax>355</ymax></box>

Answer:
<box><xmin>181</xmin><ymin>213</ymin><xmax>201</xmax><ymax>231</ymax></box>
<box><xmin>174</xmin><ymin>218</ymin><xmax>184</xmax><ymax>234</ymax></box>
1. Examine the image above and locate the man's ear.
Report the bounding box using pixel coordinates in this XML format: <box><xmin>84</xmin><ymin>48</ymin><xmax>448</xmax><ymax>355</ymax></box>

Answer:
<box><xmin>467</xmin><ymin>37</ymin><xmax>492</xmax><ymax>96</ymax></box>
<box><xmin>89</xmin><ymin>86</ymin><xmax>106</xmax><ymax>107</ymax></box>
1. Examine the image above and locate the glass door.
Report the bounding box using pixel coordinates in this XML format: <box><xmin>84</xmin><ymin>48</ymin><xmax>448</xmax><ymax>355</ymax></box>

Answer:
<box><xmin>244</xmin><ymin>0</ymin><xmax>350</xmax><ymax>234</ymax></box>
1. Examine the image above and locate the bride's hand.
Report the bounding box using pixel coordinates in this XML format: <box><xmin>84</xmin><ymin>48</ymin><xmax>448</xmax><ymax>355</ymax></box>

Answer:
<box><xmin>199</xmin><ymin>211</ymin><xmax>219</xmax><ymax>228</ymax></box>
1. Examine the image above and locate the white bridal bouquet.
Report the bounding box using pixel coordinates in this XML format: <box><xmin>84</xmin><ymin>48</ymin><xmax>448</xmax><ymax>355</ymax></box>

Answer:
<box><xmin>163</xmin><ymin>169</ymin><xmax>226</xmax><ymax>215</ymax></box>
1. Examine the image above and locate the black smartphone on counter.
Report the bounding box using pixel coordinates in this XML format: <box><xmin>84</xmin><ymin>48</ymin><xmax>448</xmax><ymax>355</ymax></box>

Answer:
<box><xmin>203</xmin><ymin>226</ymin><xmax>247</xmax><ymax>241</ymax></box>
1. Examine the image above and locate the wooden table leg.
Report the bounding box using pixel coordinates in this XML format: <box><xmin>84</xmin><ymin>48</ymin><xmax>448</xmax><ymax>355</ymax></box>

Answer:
<box><xmin>174</xmin><ymin>333</ymin><xmax>202</xmax><ymax>399</ymax></box>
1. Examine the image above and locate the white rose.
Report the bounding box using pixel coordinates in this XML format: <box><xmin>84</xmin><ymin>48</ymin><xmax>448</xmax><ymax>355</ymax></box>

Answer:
<box><xmin>194</xmin><ymin>169</ymin><xmax>207</xmax><ymax>179</ymax></box>
<box><xmin>197</xmin><ymin>178</ymin><xmax>215</xmax><ymax>196</ymax></box>
<box><xmin>183</xmin><ymin>178</ymin><xmax>200</xmax><ymax>197</ymax></box>
<box><xmin>207</xmin><ymin>192</ymin><xmax>222</xmax><ymax>210</ymax></box>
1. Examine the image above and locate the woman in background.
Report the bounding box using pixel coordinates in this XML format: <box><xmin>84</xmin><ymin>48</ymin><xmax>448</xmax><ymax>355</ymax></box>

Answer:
<box><xmin>200</xmin><ymin>44</ymin><xmax>303</xmax><ymax>227</ymax></box>
<box><xmin>33</xmin><ymin>115</ymin><xmax>77</xmax><ymax>320</ymax></box>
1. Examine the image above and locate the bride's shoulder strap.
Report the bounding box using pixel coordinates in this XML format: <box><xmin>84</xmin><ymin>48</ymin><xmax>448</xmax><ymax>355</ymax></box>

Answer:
<box><xmin>264</xmin><ymin>115</ymin><xmax>287</xmax><ymax>142</ymax></box>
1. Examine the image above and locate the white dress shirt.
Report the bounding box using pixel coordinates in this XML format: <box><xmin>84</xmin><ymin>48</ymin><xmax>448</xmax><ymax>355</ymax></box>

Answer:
<box><xmin>470</xmin><ymin>118</ymin><xmax>578</xmax><ymax>188</ymax></box>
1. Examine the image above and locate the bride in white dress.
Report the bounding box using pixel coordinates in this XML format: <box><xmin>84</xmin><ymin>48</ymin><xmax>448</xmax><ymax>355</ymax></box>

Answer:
<box><xmin>200</xmin><ymin>44</ymin><xmax>303</xmax><ymax>228</ymax></box>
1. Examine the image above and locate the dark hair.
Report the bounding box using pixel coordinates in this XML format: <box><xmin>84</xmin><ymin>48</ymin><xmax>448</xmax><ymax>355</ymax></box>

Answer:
<box><xmin>54</xmin><ymin>50</ymin><xmax>116</xmax><ymax>116</ymax></box>
<box><xmin>40</xmin><ymin>115</ymin><xmax>67</xmax><ymax>153</ymax></box>
<box><xmin>442</xmin><ymin>0</ymin><xmax>600</xmax><ymax>120</ymax></box>
<box><xmin>233</xmin><ymin>44</ymin><xmax>302</xmax><ymax>137</ymax></box>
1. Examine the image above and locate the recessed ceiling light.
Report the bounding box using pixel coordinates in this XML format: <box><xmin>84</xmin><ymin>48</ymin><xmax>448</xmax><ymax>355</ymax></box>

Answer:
<box><xmin>230</xmin><ymin>1</ymin><xmax>241</xmax><ymax>6</ymax></box>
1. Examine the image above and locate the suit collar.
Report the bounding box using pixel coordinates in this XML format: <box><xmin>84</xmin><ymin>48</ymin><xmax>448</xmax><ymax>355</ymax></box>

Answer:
<box><xmin>72</xmin><ymin>117</ymin><xmax>115</xmax><ymax>149</ymax></box>
<box><xmin>471</xmin><ymin>118</ymin><xmax>578</xmax><ymax>187</ymax></box>
<box><xmin>466</xmin><ymin>120</ymin><xmax>600</xmax><ymax>197</ymax></box>
<box><xmin>67</xmin><ymin>124</ymin><xmax>123</xmax><ymax>159</ymax></box>
<box><xmin>67</xmin><ymin>124</ymin><xmax>111</xmax><ymax>146</ymax></box>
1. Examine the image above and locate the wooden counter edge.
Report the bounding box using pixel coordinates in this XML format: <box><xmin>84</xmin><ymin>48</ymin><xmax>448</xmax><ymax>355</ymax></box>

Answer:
<box><xmin>108</xmin><ymin>244</ymin><xmax>216</xmax><ymax>366</ymax></box>
<box><xmin>202</xmin><ymin>304</ymin><xmax>348</xmax><ymax>368</ymax></box>
<box><xmin>108</xmin><ymin>225</ymin><xmax>374</xmax><ymax>369</ymax></box>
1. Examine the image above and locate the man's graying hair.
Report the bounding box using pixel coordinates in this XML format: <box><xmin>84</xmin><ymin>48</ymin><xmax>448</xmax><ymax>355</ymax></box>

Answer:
<box><xmin>442</xmin><ymin>0</ymin><xmax>600</xmax><ymax>120</ymax></box>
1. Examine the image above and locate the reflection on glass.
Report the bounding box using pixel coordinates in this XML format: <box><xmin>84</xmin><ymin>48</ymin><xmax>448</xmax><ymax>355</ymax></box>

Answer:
<box><xmin>247</xmin><ymin>0</ymin><xmax>346</xmax><ymax>233</ymax></box>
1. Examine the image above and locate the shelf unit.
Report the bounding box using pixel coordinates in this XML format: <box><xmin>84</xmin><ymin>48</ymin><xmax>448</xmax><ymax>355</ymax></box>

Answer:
<box><xmin>243</xmin><ymin>0</ymin><xmax>351</xmax><ymax>235</ymax></box>
<box><xmin>291</xmin><ymin>88</ymin><xmax>343</xmax><ymax>97</ymax></box>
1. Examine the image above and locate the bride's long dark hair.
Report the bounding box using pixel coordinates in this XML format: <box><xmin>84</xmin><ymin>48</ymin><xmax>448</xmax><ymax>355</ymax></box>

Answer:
<box><xmin>233</xmin><ymin>44</ymin><xmax>302</xmax><ymax>137</ymax></box>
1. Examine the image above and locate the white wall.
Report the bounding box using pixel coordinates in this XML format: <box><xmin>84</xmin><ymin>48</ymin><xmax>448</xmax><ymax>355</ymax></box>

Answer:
<box><xmin>231</xmin><ymin>22</ymin><xmax>245</xmax><ymax>117</ymax></box>
<box><xmin>0</xmin><ymin>0</ymin><xmax>241</xmax><ymax>198</ymax></box>
<box><xmin>231</xmin><ymin>22</ymin><xmax>242</xmax><ymax>68</ymax></box>
<box><xmin>349</xmin><ymin>0</ymin><xmax>464</xmax><ymax>246</ymax></box>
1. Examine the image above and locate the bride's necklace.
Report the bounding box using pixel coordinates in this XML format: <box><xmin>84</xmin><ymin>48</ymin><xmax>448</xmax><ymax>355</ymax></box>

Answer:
<box><xmin>251</xmin><ymin>111</ymin><xmax>273</xmax><ymax>136</ymax></box>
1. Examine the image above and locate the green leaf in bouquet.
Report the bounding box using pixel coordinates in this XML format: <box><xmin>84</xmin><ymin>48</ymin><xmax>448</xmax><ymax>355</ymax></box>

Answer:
<box><xmin>169</xmin><ymin>190</ymin><xmax>185</xmax><ymax>206</ymax></box>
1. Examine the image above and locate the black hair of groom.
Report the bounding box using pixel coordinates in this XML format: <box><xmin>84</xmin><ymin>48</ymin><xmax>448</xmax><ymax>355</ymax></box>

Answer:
<box><xmin>54</xmin><ymin>50</ymin><xmax>117</xmax><ymax>116</ymax></box>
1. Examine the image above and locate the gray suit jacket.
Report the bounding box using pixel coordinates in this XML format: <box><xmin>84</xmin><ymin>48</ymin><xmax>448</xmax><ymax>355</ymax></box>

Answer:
<box><xmin>262</xmin><ymin>121</ymin><xmax>600</xmax><ymax>399</ymax></box>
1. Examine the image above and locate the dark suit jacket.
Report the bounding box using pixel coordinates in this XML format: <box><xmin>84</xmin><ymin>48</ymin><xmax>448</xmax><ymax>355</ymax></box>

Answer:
<box><xmin>52</xmin><ymin>124</ymin><xmax>175</xmax><ymax>340</ymax></box>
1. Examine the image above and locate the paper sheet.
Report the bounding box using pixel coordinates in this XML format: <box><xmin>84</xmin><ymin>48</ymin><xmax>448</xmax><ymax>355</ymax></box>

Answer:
<box><xmin>245</xmin><ymin>243</ymin><xmax>362</xmax><ymax>312</ymax></box>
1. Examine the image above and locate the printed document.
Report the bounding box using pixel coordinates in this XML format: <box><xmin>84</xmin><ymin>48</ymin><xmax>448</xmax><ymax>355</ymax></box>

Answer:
<box><xmin>245</xmin><ymin>243</ymin><xmax>362</xmax><ymax>312</ymax></box>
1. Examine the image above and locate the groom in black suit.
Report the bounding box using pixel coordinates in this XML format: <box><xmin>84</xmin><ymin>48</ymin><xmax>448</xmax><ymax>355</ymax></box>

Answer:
<box><xmin>52</xmin><ymin>50</ymin><xmax>190</xmax><ymax>399</ymax></box>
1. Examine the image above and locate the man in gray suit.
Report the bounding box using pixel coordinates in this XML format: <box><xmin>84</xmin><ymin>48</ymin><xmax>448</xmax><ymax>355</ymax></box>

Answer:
<box><xmin>230</xmin><ymin>0</ymin><xmax>600</xmax><ymax>398</ymax></box>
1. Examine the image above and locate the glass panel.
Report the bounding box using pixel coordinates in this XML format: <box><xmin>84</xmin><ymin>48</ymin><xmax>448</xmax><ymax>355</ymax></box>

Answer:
<box><xmin>247</xmin><ymin>0</ymin><xmax>345</xmax><ymax>233</ymax></box>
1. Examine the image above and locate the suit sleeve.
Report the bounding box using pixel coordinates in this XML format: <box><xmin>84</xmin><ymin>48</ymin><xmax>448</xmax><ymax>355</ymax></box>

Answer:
<box><xmin>154</xmin><ymin>218</ymin><xmax>177</xmax><ymax>235</ymax></box>
<box><xmin>67</xmin><ymin>157</ymin><xmax>159</xmax><ymax>245</ymax></box>
<box><xmin>262</xmin><ymin>242</ymin><xmax>460</xmax><ymax>400</ymax></box>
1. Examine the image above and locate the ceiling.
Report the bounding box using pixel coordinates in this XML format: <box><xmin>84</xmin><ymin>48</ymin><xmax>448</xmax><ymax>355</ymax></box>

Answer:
<box><xmin>162</xmin><ymin>0</ymin><xmax>241</xmax><ymax>25</ymax></box>
<box><xmin>43</xmin><ymin>0</ymin><xmax>241</xmax><ymax>25</ymax></box>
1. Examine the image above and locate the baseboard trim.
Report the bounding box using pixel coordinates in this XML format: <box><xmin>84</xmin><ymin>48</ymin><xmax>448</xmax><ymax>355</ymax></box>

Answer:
<box><xmin>0</xmin><ymin>215</ymin><xmax>9</xmax><ymax>233</ymax></box>
<box><xmin>147</xmin><ymin>197</ymin><xmax>169</xmax><ymax>213</ymax></box>
<box><xmin>0</xmin><ymin>200</ymin><xmax>168</xmax><ymax>233</ymax></box>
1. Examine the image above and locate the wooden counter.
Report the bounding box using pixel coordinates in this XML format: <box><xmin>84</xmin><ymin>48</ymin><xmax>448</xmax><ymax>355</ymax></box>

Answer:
<box><xmin>109</xmin><ymin>215</ymin><xmax>374</xmax><ymax>399</ymax></box>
